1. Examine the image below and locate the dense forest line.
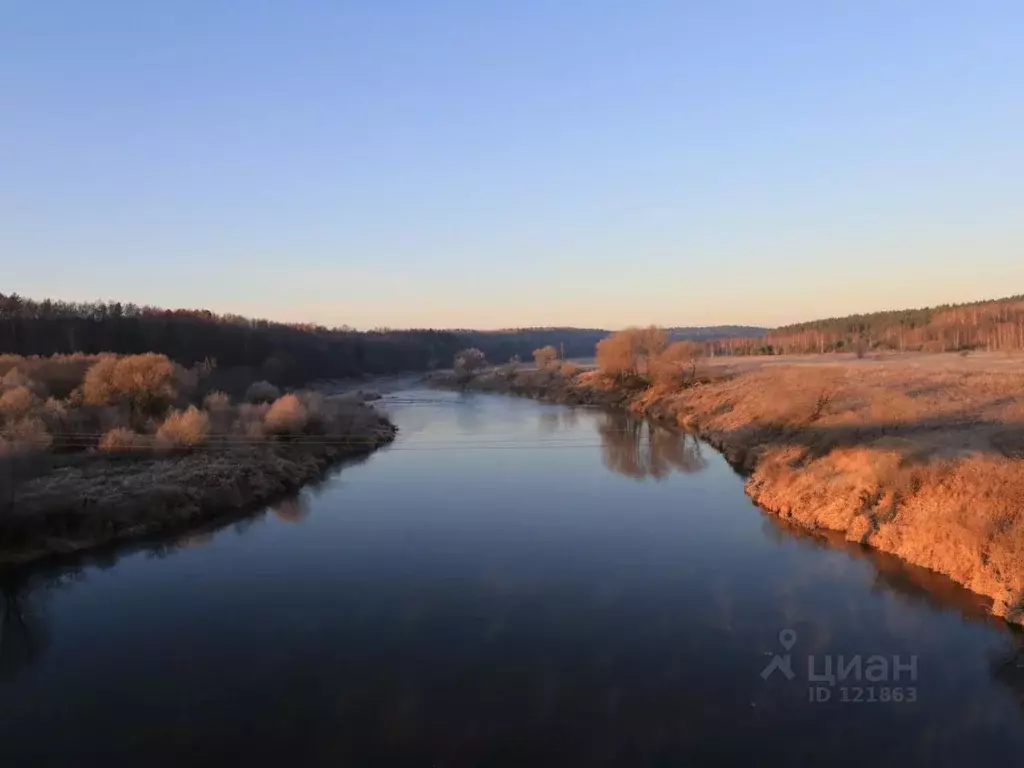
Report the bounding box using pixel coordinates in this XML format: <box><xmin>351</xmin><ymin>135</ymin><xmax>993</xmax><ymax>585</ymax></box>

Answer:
<box><xmin>0</xmin><ymin>294</ymin><xmax>462</xmax><ymax>391</ymax></box>
<box><xmin>0</xmin><ymin>294</ymin><xmax>769</xmax><ymax>385</ymax></box>
<box><xmin>707</xmin><ymin>295</ymin><xmax>1024</xmax><ymax>356</ymax></box>
<box><xmin>454</xmin><ymin>328</ymin><xmax>608</xmax><ymax>361</ymax></box>
<box><xmin>5</xmin><ymin>291</ymin><xmax>1021</xmax><ymax>383</ymax></box>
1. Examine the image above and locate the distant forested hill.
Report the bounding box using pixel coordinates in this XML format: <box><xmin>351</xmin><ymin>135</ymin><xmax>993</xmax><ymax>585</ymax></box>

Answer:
<box><xmin>665</xmin><ymin>326</ymin><xmax>768</xmax><ymax>341</ymax></box>
<box><xmin>9</xmin><ymin>288</ymin><xmax>1018</xmax><ymax>387</ymax></box>
<box><xmin>454</xmin><ymin>328</ymin><xmax>608</xmax><ymax>362</ymax></box>
<box><xmin>0</xmin><ymin>295</ymin><xmax>771</xmax><ymax>381</ymax></box>
<box><xmin>749</xmin><ymin>295</ymin><xmax>1024</xmax><ymax>355</ymax></box>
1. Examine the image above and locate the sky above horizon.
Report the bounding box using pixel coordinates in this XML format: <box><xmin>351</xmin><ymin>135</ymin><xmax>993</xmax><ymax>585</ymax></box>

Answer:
<box><xmin>3</xmin><ymin>1</ymin><xmax>1023</xmax><ymax>330</ymax></box>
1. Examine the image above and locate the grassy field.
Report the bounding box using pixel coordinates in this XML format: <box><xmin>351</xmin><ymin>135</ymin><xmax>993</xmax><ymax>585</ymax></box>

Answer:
<box><xmin>639</xmin><ymin>353</ymin><xmax>1024</xmax><ymax>620</ymax></box>
<box><xmin>704</xmin><ymin>350</ymin><xmax>1024</xmax><ymax>372</ymax></box>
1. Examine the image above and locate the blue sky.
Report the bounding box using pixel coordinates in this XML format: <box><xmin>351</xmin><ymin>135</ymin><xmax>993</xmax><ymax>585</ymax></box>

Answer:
<box><xmin>3</xmin><ymin>1</ymin><xmax>1022</xmax><ymax>329</ymax></box>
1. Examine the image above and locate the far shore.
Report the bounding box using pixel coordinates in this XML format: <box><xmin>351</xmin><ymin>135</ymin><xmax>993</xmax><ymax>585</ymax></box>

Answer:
<box><xmin>429</xmin><ymin>351</ymin><xmax>1024</xmax><ymax>623</ymax></box>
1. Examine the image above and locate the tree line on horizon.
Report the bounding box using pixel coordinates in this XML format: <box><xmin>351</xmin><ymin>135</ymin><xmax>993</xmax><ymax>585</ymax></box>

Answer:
<box><xmin>707</xmin><ymin>294</ymin><xmax>1024</xmax><ymax>356</ymax></box>
<box><xmin>0</xmin><ymin>294</ymin><xmax>672</xmax><ymax>384</ymax></box>
<box><xmin>0</xmin><ymin>294</ymin><xmax>462</xmax><ymax>390</ymax></box>
<box><xmin>3</xmin><ymin>292</ymin><xmax>1023</xmax><ymax>387</ymax></box>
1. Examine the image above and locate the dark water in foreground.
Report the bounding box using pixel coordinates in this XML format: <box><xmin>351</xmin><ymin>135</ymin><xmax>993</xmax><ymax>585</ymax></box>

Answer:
<box><xmin>3</xmin><ymin>389</ymin><xmax>1024</xmax><ymax>766</ymax></box>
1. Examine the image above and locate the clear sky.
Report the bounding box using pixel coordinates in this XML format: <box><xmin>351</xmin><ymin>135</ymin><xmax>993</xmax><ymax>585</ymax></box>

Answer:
<box><xmin>3</xmin><ymin>1</ymin><xmax>1022</xmax><ymax>330</ymax></box>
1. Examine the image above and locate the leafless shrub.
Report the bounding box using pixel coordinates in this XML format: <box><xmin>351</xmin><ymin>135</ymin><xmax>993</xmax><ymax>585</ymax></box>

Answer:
<box><xmin>203</xmin><ymin>391</ymin><xmax>231</xmax><ymax>410</ymax></box>
<box><xmin>245</xmin><ymin>380</ymin><xmax>281</xmax><ymax>403</ymax></box>
<box><xmin>173</xmin><ymin>364</ymin><xmax>199</xmax><ymax>401</ymax></box>
<box><xmin>454</xmin><ymin>348</ymin><xmax>487</xmax><ymax>379</ymax></box>
<box><xmin>809</xmin><ymin>390</ymin><xmax>834</xmax><ymax>422</ymax></box>
<box><xmin>233</xmin><ymin>403</ymin><xmax>269</xmax><ymax>439</ymax></box>
<box><xmin>81</xmin><ymin>357</ymin><xmax>116</xmax><ymax>405</ymax></box>
<box><xmin>156</xmin><ymin>406</ymin><xmax>210</xmax><ymax>448</ymax></box>
<box><xmin>99</xmin><ymin>428</ymin><xmax>151</xmax><ymax>452</ymax></box>
<box><xmin>0</xmin><ymin>386</ymin><xmax>41</xmax><ymax>421</ymax></box>
<box><xmin>596</xmin><ymin>327</ymin><xmax>667</xmax><ymax>379</ymax></box>
<box><xmin>496</xmin><ymin>355</ymin><xmax>520</xmax><ymax>379</ymax></box>
<box><xmin>1</xmin><ymin>367</ymin><xmax>37</xmax><ymax>394</ymax></box>
<box><xmin>297</xmin><ymin>391</ymin><xmax>327</xmax><ymax>428</ymax></box>
<box><xmin>653</xmin><ymin>341</ymin><xmax>703</xmax><ymax>387</ymax></box>
<box><xmin>83</xmin><ymin>353</ymin><xmax>178</xmax><ymax>415</ymax></box>
<box><xmin>39</xmin><ymin>397</ymin><xmax>70</xmax><ymax>434</ymax></box>
<box><xmin>533</xmin><ymin>346</ymin><xmax>559</xmax><ymax>371</ymax></box>
<box><xmin>0</xmin><ymin>416</ymin><xmax>52</xmax><ymax>454</ymax></box>
<box><xmin>202</xmin><ymin>390</ymin><xmax>233</xmax><ymax>433</ymax></box>
<box><xmin>0</xmin><ymin>355</ymin><xmax>96</xmax><ymax>398</ymax></box>
<box><xmin>560</xmin><ymin>362</ymin><xmax>582</xmax><ymax>378</ymax></box>
<box><xmin>854</xmin><ymin>337</ymin><xmax>868</xmax><ymax>359</ymax></box>
<box><xmin>264</xmin><ymin>394</ymin><xmax>309</xmax><ymax>435</ymax></box>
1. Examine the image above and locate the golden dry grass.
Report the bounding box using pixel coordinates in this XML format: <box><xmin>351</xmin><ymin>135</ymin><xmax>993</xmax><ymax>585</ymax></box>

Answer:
<box><xmin>635</xmin><ymin>356</ymin><xmax>1024</xmax><ymax>619</ymax></box>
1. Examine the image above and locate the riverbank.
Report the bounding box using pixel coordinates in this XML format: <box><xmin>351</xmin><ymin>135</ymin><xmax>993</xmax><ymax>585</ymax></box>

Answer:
<box><xmin>429</xmin><ymin>356</ymin><xmax>1024</xmax><ymax>621</ymax></box>
<box><xmin>0</xmin><ymin>398</ymin><xmax>395</xmax><ymax>566</ymax></box>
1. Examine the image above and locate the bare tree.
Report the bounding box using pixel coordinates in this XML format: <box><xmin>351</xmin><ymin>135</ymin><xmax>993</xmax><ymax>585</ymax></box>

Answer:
<box><xmin>497</xmin><ymin>354</ymin><xmax>520</xmax><ymax>379</ymax></box>
<box><xmin>595</xmin><ymin>326</ymin><xmax>668</xmax><ymax>379</ymax></box>
<box><xmin>533</xmin><ymin>345</ymin><xmax>559</xmax><ymax>371</ymax></box>
<box><xmin>654</xmin><ymin>340</ymin><xmax>703</xmax><ymax>386</ymax></box>
<box><xmin>453</xmin><ymin>348</ymin><xmax>487</xmax><ymax>381</ymax></box>
<box><xmin>854</xmin><ymin>335</ymin><xmax>868</xmax><ymax>359</ymax></box>
<box><xmin>597</xmin><ymin>411</ymin><xmax>706</xmax><ymax>480</ymax></box>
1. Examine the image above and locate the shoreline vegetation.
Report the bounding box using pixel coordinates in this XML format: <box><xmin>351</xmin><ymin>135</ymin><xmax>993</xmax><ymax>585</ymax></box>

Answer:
<box><xmin>430</xmin><ymin>333</ymin><xmax>1024</xmax><ymax>623</ymax></box>
<box><xmin>0</xmin><ymin>352</ymin><xmax>395</xmax><ymax>566</ymax></box>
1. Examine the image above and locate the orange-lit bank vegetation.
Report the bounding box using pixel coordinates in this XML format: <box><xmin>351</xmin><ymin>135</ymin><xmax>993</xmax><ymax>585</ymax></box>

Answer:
<box><xmin>434</xmin><ymin>326</ymin><xmax>1024</xmax><ymax>624</ymax></box>
<box><xmin>0</xmin><ymin>351</ymin><xmax>394</xmax><ymax>564</ymax></box>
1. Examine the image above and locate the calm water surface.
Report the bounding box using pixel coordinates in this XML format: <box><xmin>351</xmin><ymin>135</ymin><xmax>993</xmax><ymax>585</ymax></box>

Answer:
<box><xmin>3</xmin><ymin>389</ymin><xmax>1024</xmax><ymax>766</ymax></box>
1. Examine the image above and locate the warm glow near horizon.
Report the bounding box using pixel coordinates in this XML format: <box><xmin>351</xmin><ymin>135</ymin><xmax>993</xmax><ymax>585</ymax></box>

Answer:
<box><xmin>3</xmin><ymin>2</ymin><xmax>1022</xmax><ymax>330</ymax></box>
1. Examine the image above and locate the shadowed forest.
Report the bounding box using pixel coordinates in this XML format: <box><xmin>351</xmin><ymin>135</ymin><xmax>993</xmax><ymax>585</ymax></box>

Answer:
<box><xmin>0</xmin><ymin>294</ymin><xmax>766</xmax><ymax>385</ymax></box>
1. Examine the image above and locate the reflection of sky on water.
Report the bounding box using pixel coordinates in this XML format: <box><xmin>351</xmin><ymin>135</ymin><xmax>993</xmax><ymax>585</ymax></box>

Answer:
<box><xmin>2</xmin><ymin>389</ymin><xmax>1024</xmax><ymax>764</ymax></box>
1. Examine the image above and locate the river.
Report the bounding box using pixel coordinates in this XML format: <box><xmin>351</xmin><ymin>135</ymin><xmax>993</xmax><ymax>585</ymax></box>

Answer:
<box><xmin>2</xmin><ymin>389</ymin><xmax>1024</xmax><ymax>765</ymax></box>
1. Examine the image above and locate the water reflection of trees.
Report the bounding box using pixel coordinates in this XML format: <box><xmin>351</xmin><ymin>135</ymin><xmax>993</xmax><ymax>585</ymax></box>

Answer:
<box><xmin>271</xmin><ymin>494</ymin><xmax>310</xmax><ymax>524</ymax></box>
<box><xmin>989</xmin><ymin>632</ymin><xmax>1024</xmax><ymax>713</ymax></box>
<box><xmin>538</xmin><ymin>408</ymin><xmax>580</xmax><ymax>434</ymax></box>
<box><xmin>0</xmin><ymin>476</ymin><xmax>340</xmax><ymax>679</ymax></box>
<box><xmin>597</xmin><ymin>412</ymin><xmax>707</xmax><ymax>481</ymax></box>
<box><xmin>0</xmin><ymin>567</ymin><xmax>81</xmax><ymax>680</ymax></box>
